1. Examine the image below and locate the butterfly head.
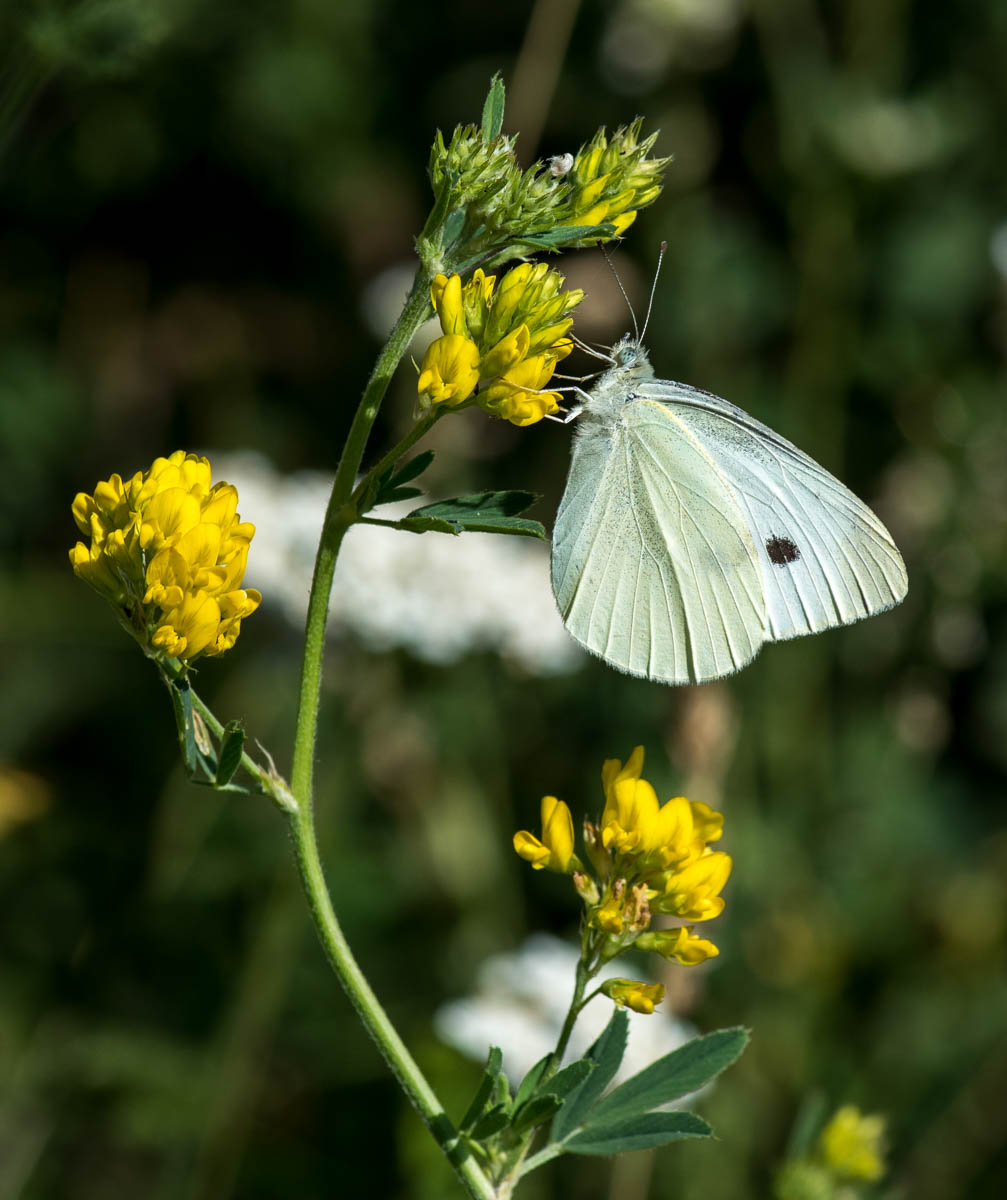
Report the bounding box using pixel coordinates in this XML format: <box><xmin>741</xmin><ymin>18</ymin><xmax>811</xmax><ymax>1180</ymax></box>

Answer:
<box><xmin>610</xmin><ymin>336</ymin><xmax>649</xmax><ymax>371</ymax></box>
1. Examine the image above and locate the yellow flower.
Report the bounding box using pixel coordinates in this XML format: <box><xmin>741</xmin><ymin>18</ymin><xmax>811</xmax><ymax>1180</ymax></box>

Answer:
<box><xmin>513</xmin><ymin>795</ymin><xmax>577</xmax><ymax>873</ymax></box>
<box><xmin>480</xmin><ymin>355</ymin><xmax>564</xmax><ymax>427</ymax></box>
<box><xmin>652</xmin><ymin>852</ymin><xmax>732</xmax><ymax>921</ymax></box>
<box><xmin>417</xmin><ymin>334</ymin><xmax>481</xmax><ymax>408</ymax></box>
<box><xmin>600</xmin><ymin>747</ymin><xmax>718</xmax><ymax>871</ymax></box>
<box><xmin>417</xmin><ymin>265</ymin><xmax>582</xmax><ymax>427</ymax></box>
<box><xmin>70</xmin><ymin>450</ymin><xmax>261</xmax><ymax>664</ymax></box>
<box><xmin>601</xmin><ymin>978</ymin><xmax>666</xmax><ymax>1015</ymax></box>
<box><xmin>819</xmin><ymin>1106</ymin><xmax>886</xmax><ymax>1183</ymax></box>
<box><xmin>635</xmin><ymin>927</ymin><xmax>720</xmax><ymax>966</ymax></box>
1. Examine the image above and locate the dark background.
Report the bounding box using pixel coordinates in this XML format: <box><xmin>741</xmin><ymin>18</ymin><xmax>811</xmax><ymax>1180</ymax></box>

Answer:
<box><xmin>2</xmin><ymin>1</ymin><xmax>1006</xmax><ymax>1197</ymax></box>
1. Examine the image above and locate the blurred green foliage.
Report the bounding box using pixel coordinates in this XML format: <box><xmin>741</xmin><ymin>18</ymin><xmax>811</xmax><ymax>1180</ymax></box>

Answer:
<box><xmin>2</xmin><ymin>1</ymin><xmax>1006</xmax><ymax>1197</ymax></box>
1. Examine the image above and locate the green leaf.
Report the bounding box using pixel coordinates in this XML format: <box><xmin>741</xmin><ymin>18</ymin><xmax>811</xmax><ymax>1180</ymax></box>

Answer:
<box><xmin>586</xmin><ymin>1028</ymin><xmax>749</xmax><ymax>1128</ymax></box>
<box><xmin>402</xmin><ymin>491</ymin><xmax>545</xmax><ymax>539</ymax></box>
<box><xmin>565</xmin><ymin>1111</ymin><xmax>712</xmax><ymax>1156</ymax></box>
<box><xmin>215</xmin><ymin>721</ymin><xmax>245</xmax><ymax>787</ymax></box>
<box><xmin>514</xmin><ymin>1054</ymin><xmax>553</xmax><ymax>1112</ymax></box>
<box><xmin>459</xmin><ymin>1047</ymin><xmax>504</xmax><ymax>1133</ymax></box>
<box><xmin>168</xmin><ymin>677</ymin><xmax>216</xmax><ymax>779</ymax></box>
<box><xmin>481</xmin><ymin>74</ymin><xmax>506</xmax><ymax>141</ymax></box>
<box><xmin>510</xmin><ymin>1093</ymin><xmax>563</xmax><ymax>1136</ymax></box>
<box><xmin>550</xmin><ymin>1010</ymin><xmax>629</xmax><ymax>1142</ymax></box>
<box><xmin>370</xmin><ymin>450</ymin><xmax>436</xmax><ymax>509</ymax></box>
<box><xmin>377</xmin><ymin>485</ymin><xmax>423</xmax><ymax>505</ymax></box>
<box><xmin>547</xmin><ymin>1058</ymin><xmax>594</xmax><ymax>1102</ymax></box>
<box><xmin>469</xmin><ymin>1103</ymin><xmax>511</xmax><ymax>1140</ymax></box>
<box><xmin>516</xmin><ymin>223</ymin><xmax>617</xmax><ymax>248</ymax></box>
<box><xmin>391</xmin><ymin>449</ymin><xmax>436</xmax><ymax>486</ymax></box>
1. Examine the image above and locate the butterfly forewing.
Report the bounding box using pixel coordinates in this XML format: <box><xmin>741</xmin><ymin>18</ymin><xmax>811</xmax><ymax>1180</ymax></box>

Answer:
<box><xmin>552</xmin><ymin>403</ymin><xmax>766</xmax><ymax>684</ymax></box>
<box><xmin>636</xmin><ymin>381</ymin><xmax>909</xmax><ymax>644</ymax></box>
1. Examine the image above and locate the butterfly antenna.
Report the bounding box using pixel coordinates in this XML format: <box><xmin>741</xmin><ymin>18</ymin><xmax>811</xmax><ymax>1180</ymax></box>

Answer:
<box><xmin>600</xmin><ymin>244</ymin><xmax>639</xmax><ymax>342</ymax></box>
<box><xmin>570</xmin><ymin>332</ymin><xmax>615</xmax><ymax>363</ymax></box>
<box><xmin>639</xmin><ymin>241</ymin><xmax>667</xmax><ymax>345</ymax></box>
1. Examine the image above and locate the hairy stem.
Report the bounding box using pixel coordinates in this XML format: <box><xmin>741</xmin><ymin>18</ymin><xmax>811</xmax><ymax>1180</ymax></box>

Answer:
<box><xmin>283</xmin><ymin>268</ymin><xmax>495</xmax><ymax>1197</ymax></box>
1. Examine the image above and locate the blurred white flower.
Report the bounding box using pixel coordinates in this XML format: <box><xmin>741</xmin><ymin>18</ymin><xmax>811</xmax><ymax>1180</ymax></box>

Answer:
<box><xmin>434</xmin><ymin>933</ymin><xmax>697</xmax><ymax>1087</ymax></box>
<box><xmin>213</xmin><ymin>451</ymin><xmax>582</xmax><ymax>674</ymax></box>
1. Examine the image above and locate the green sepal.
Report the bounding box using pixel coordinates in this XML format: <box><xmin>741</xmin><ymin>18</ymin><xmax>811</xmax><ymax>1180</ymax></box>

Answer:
<box><xmin>215</xmin><ymin>720</ymin><xmax>246</xmax><ymax>788</ymax></box>
<box><xmin>550</xmin><ymin>1010</ymin><xmax>629</xmax><ymax>1142</ymax></box>
<box><xmin>513</xmin><ymin>1054</ymin><xmax>553</xmax><ymax>1112</ymax></box>
<box><xmin>510</xmin><ymin>1093</ymin><xmax>563</xmax><ymax>1136</ymax></box>
<box><xmin>564</xmin><ymin>1110</ymin><xmax>712</xmax><ymax>1156</ymax></box>
<box><xmin>468</xmin><ymin>1103</ymin><xmax>511</xmax><ymax>1141</ymax></box>
<box><xmin>459</xmin><ymin>1046</ymin><xmax>505</xmax><ymax>1133</ymax></box>
<box><xmin>481</xmin><ymin>74</ymin><xmax>506</xmax><ymax>141</ymax></box>
<box><xmin>586</xmin><ymin>1028</ymin><xmax>749</xmax><ymax>1128</ymax></box>
<box><xmin>399</xmin><ymin>491</ymin><xmax>545</xmax><ymax>539</ymax></box>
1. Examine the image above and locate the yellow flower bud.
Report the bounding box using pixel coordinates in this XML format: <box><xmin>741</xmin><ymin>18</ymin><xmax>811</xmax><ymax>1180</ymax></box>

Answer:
<box><xmin>635</xmin><ymin>926</ymin><xmax>720</xmax><ymax>966</ymax></box>
<box><xmin>601</xmin><ymin>978</ymin><xmax>665</xmax><ymax>1015</ymax></box>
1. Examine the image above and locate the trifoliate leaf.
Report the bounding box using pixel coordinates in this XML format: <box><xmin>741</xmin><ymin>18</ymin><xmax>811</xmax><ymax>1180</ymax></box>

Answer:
<box><xmin>585</xmin><ymin>1028</ymin><xmax>749</xmax><ymax>1128</ymax></box>
<box><xmin>370</xmin><ymin>450</ymin><xmax>436</xmax><ymax>509</ymax></box>
<box><xmin>400</xmin><ymin>491</ymin><xmax>545</xmax><ymax>539</ymax></box>
<box><xmin>564</xmin><ymin>1110</ymin><xmax>712</xmax><ymax>1156</ymax></box>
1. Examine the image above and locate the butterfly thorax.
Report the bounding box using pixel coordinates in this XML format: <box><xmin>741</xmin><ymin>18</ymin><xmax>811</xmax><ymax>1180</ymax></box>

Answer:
<box><xmin>579</xmin><ymin>337</ymin><xmax>655</xmax><ymax>429</ymax></box>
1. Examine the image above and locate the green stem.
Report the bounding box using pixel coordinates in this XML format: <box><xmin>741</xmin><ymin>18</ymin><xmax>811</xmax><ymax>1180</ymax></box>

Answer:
<box><xmin>552</xmin><ymin>955</ymin><xmax>593</xmax><ymax>1067</ymax></box>
<box><xmin>288</xmin><ymin>808</ymin><xmax>494</xmax><ymax>1200</ymax></box>
<box><xmin>283</xmin><ymin>268</ymin><xmax>495</xmax><ymax>1198</ymax></box>
<box><xmin>289</xmin><ymin>266</ymin><xmax>434</xmax><ymax>804</ymax></box>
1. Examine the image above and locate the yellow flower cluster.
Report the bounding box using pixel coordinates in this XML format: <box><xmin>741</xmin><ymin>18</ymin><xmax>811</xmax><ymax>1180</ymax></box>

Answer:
<box><xmin>562</xmin><ymin>120</ymin><xmax>667</xmax><ymax>241</ymax></box>
<box><xmin>417</xmin><ymin>264</ymin><xmax>583</xmax><ymax>427</ymax></box>
<box><xmin>513</xmin><ymin>747</ymin><xmax>731</xmax><ymax>1011</ymax></box>
<box><xmin>70</xmin><ymin>451</ymin><xmax>261</xmax><ymax>664</ymax></box>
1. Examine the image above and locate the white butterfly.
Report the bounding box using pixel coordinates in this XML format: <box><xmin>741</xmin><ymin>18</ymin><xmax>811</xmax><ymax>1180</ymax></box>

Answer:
<box><xmin>551</xmin><ymin>337</ymin><xmax>908</xmax><ymax>685</ymax></box>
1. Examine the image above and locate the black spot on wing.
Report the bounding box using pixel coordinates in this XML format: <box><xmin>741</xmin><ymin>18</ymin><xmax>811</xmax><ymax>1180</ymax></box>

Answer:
<box><xmin>766</xmin><ymin>535</ymin><xmax>800</xmax><ymax>565</ymax></box>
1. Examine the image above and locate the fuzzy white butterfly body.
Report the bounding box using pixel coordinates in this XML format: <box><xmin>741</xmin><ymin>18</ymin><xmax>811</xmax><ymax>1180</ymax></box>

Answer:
<box><xmin>551</xmin><ymin>338</ymin><xmax>908</xmax><ymax>685</ymax></box>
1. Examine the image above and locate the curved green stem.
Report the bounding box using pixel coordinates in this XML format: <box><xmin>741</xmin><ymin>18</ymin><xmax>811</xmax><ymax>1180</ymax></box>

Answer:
<box><xmin>290</xmin><ymin>266</ymin><xmax>435</xmax><ymax>803</ymax></box>
<box><xmin>282</xmin><ymin>267</ymin><xmax>495</xmax><ymax>1197</ymax></box>
<box><xmin>288</xmin><ymin>805</ymin><xmax>494</xmax><ymax>1199</ymax></box>
<box><xmin>552</xmin><ymin>955</ymin><xmax>592</xmax><ymax>1067</ymax></box>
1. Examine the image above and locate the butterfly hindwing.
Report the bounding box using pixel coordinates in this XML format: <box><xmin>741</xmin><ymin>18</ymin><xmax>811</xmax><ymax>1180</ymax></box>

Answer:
<box><xmin>637</xmin><ymin>380</ymin><xmax>909</xmax><ymax>644</ymax></box>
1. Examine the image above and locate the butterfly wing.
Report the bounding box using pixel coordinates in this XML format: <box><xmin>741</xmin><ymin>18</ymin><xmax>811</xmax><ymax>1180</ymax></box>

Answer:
<box><xmin>552</xmin><ymin>402</ymin><xmax>767</xmax><ymax>684</ymax></box>
<box><xmin>637</xmin><ymin>379</ymin><xmax>909</xmax><ymax>643</ymax></box>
